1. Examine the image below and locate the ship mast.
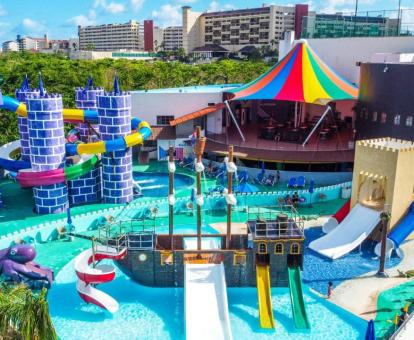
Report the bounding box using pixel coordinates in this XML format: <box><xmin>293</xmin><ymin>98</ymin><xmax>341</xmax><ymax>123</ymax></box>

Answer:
<box><xmin>194</xmin><ymin>126</ymin><xmax>206</xmax><ymax>251</ymax></box>
<box><xmin>226</xmin><ymin>145</ymin><xmax>234</xmax><ymax>249</ymax></box>
<box><xmin>168</xmin><ymin>146</ymin><xmax>175</xmax><ymax>250</ymax></box>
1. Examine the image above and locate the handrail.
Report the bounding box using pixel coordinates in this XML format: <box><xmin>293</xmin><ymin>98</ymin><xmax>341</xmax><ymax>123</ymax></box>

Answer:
<box><xmin>390</xmin><ymin>310</ymin><xmax>414</xmax><ymax>340</ymax></box>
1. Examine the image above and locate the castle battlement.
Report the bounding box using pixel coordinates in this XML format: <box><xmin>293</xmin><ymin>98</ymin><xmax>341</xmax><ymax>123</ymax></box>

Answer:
<box><xmin>357</xmin><ymin>137</ymin><xmax>414</xmax><ymax>153</ymax></box>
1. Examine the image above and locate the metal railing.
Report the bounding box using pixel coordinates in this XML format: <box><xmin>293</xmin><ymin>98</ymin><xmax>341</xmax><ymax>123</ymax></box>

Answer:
<box><xmin>247</xmin><ymin>205</ymin><xmax>305</xmax><ymax>239</ymax></box>
<box><xmin>301</xmin><ymin>9</ymin><xmax>414</xmax><ymax>39</ymax></box>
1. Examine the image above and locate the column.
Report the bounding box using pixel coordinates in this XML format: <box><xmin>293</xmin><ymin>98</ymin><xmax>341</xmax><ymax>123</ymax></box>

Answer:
<box><xmin>67</xmin><ymin>85</ymin><xmax>104</xmax><ymax>205</ymax></box>
<box><xmin>97</xmin><ymin>91</ymin><xmax>133</xmax><ymax>204</ymax></box>
<box><xmin>27</xmin><ymin>93</ymin><xmax>68</xmax><ymax>214</ymax></box>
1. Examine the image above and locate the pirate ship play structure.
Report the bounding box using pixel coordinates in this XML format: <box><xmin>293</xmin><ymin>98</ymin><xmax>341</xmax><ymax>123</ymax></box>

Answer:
<box><xmin>88</xmin><ymin>127</ymin><xmax>310</xmax><ymax>334</ymax></box>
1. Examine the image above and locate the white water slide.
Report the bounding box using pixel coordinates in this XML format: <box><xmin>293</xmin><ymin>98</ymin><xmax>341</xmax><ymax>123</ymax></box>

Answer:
<box><xmin>309</xmin><ymin>203</ymin><xmax>381</xmax><ymax>260</ymax></box>
<box><xmin>185</xmin><ymin>263</ymin><xmax>233</xmax><ymax>340</ymax></box>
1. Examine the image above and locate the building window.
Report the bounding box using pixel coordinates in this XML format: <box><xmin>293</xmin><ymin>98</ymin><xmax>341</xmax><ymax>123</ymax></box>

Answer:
<box><xmin>290</xmin><ymin>242</ymin><xmax>300</xmax><ymax>254</ymax></box>
<box><xmin>156</xmin><ymin>115</ymin><xmax>174</xmax><ymax>126</ymax></box>
<box><xmin>274</xmin><ymin>242</ymin><xmax>284</xmax><ymax>254</ymax></box>
<box><xmin>394</xmin><ymin>114</ymin><xmax>401</xmax><ymax>125</ymax></box>
<box><xmin>372</xmin><ymin>111</ymin><xmax>378</xmax><ymax>122</ymax></box>
<box><xmin>380</xmin><ymin>112</ymin><xmax>387</xmax><ymax>124</ymax></box>
<box><xmin>258</xmin><ymin>242</ymin><xmax>267</xmax><ymax>254</ymax></box>
<box><xmin>233</xmin><ymin>251</ymin><xmax>247</xmax><ymax>265</ymax></box>
<box><xmin>406</xmin><ymin>116</ymin><xmax>413</xmax><ymax>127</ymax></box>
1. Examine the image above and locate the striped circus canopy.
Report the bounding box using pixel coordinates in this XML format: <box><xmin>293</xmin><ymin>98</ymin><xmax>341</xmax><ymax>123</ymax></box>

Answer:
<box><xmin>228</xmin><ymin>40</ymin><xmax>358</xmax><ymax>105</ymax></box>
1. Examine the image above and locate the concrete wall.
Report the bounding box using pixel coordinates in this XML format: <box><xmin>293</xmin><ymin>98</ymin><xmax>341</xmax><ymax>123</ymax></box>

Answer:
<box><xmin>131</xmin><ymin>91</ymin><xmax>223</xmax><ymax>130</ymax></box>
<box><xmin>279</xmin><ymin>35</ymin><xmax>414</xmax><ymax>84</ymax></box>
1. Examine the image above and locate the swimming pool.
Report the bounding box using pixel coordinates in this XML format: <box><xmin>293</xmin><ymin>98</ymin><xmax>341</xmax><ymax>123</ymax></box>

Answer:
<box><xmin>303</xmin><ymin>227</ymin><xmax>402</xmax><ymax>294</ymax></box>
<box><xmin>133</xmin><ymin>172</ymin><xmax>194</xmax><ymax>197</ymax></box>
<box><xmin>49</xmin><ymin>261</ymin><xmax>366</xmax><ymax>340</ymax></box>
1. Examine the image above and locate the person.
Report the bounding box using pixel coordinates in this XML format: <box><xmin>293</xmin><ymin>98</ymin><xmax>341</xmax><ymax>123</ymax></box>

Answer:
<box><xmin>398</xmin><ymin>307</ymin><xmax>409</xmax><ymax>326</ymax></box>
<box><xmin>327</xmin><ymin>281</ymin><xmax>334</xmax><ymax>299</ymax></box>
<box><xmin>292</xmin><ymin>192</ymin><xmax>299</xmax><ymax>207</ymax></box>
<box><xmin>285</xmin><ymin>194</ymin><xmax>292</xmax><ymax>205</ymax></box>
<box><xmin>276</xmin><ymin>170</ymin><xmax>281</xmax><ymax>183</ymax></box>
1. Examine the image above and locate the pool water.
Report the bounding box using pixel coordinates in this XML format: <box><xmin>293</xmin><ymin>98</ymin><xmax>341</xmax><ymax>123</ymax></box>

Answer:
<box><xmin>49</xmin><ymin>261</ymin><xmax>366</xmax><ymax>340</ymax></box>
<box><xmin>303</xmin><ymin>227</ymin><xmax>402</xmax><ymax>294</ymax></box>
<box><xmin>133</xmin><ymin>172</ymin><xmax>194</xmax><ymax>197</ymax></box>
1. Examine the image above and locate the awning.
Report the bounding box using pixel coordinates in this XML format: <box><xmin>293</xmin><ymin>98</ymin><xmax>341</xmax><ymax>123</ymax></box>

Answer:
<box><xmin>169</xmin><ymin>103</ymin><xmax>224</xmax><ymax>126</ymax></box>
<box><xmin>227</xmin><ymin>40</ymin><xmax>358</xmax><ymax>105</ymax></box>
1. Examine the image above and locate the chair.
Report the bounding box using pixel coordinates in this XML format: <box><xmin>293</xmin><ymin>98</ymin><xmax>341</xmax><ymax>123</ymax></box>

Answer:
<box><xmin>265</xmin><ymin>174</ymin><xmax>276</xmax><ymax>186</ymax></box>
<box><xmin>287</xmin><ymin>177</ymin><xmax>296</xmax><ymax>188</ymax></box>
<box><xmin>296</xmin><ymin>176</ymin><xmax>306</xmax><ymax>188</ymax></box>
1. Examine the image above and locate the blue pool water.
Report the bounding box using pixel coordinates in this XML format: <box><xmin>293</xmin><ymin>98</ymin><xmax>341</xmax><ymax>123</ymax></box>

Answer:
<box><xmin>49</xmin><ymin>261</ymin><xmax>366</xmax><ymax>340</ymax></box>
<box><xmin>303</xmin><ymin>227</ymin><xmax>402</xmax><ymax>294</ymax></box>
<box><xmin>133</xmin><ymin>172</ymin><xmax>194</xmax><ymax>197</ymax></box>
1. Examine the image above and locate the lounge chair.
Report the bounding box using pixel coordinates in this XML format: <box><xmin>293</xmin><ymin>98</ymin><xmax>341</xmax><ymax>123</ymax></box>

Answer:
<box><xmin>254</xmin><ymin>170</ymin><xmax>266</xmax><ymax>184</ymax></box>
<box><xmin>287</xmin><ymin>177</ymin><xmax>296</xmax><ymax>188</ymax></box>
<box><xmin>296</xmin><ymin>176</ymin><xmax>306</xmax><ymax>188</ymax></box>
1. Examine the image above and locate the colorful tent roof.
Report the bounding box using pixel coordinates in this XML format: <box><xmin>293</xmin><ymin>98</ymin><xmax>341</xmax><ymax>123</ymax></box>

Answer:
<box><xmin>228</xmin><ymin>40</ymin><xmax>358</xmax><ymax>105</ymax></box>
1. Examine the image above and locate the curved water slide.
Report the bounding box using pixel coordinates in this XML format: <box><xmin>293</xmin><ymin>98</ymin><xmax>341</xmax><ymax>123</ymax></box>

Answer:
<box><xmin>1</xmin><ymin>95</ymin><xmax>152</xmax><ymax>156</ymax></box>
<box><xmin>374</xmin><ymin>201</ymin><xmax>414</xmax><ymax>259</ymax></box>
<box><xmin>256</xmin><ymin>264</ymin><xmax>275</xmax><ymax>329</ymax></box>
<box><xmin>74</xmin><ymin>246</ymin><xmax>127</xmax><ymax>313</ymax></box>
<box><xmin>309</xmin><ymin>203</ymin><xmax>381</xmax><ymax>260</ymax></box>
<box><xmin>287</xmin><ymin>266</ymin><xmax>310</xmax><ymax>329</ymax></box>
<box><xmin>185</xmin><ymin>263</ymin><xmax>233</xmax><ymax>340</ymax></box>
<box><xmin>0</xmin><ymin>141</ymin><xmax>99</xmax><ymax>187</ymax></box>
<box><xmin>0</xmin><ymin>95</ymin><xmax>152</xmax><ymax>187</ymax></box>
<box><xmin>322</xmin><ymin>199</ymin><xmax>351</xmax><ymax>234</ymax></box>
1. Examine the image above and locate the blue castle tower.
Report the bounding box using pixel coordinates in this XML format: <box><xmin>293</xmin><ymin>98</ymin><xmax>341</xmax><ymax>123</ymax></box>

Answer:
<box><xmin>97</xmin><ymin>77</ymin><xmax>133</xmax><ymax>204</ymax></box>
<box><xmin>67</xmin><ymin>77</ymin><xmax>103</xmax><ymax>205</ymax></box>
<box><xmin>27</xmin><ymin>74</ymin><xmax>68</xmax><ymax>214</ymax></box>
<box><xmin>15</xmin><ymin>75</ymin><xmax>41</xmax><ymax>162</ymax></box>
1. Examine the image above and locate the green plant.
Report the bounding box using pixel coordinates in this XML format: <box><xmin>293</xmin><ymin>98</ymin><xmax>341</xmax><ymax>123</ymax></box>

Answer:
<box><xmin>0</xmin><ymin>284</ymin><xmax>57</xmax><ymax>340</ymax></box>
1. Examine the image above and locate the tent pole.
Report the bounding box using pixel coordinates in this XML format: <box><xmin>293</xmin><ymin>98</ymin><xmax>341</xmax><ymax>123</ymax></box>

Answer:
<box><xmin>294</xmin><ymin>101</ymin><xmax>298</xmax><ymax>128</ymax></box>
<box><xmin>225</xmin><ymin>100</ymin><xmax>246</xmax><ymax>142</ymax></box>
<box><xmin>302</xmin><ymin>106</ymin><xmax>331</xmax><ymax>146</ymax></box>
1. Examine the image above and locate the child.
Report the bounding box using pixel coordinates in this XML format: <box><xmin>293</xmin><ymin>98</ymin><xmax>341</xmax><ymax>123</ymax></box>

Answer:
<box><xmin>327</xmin><ymin>281</ymin><xmax>334</xmax><ymax>299</ymax></box>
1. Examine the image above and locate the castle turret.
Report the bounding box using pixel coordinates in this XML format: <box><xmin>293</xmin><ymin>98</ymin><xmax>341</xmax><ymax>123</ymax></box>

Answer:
<box><xmin>97</xmin><ymin>77</ymin><xmax>133</xmax><ymax>204</ymax></box>
<box><xmin>15</xmin><ymin>75</ymin><xmax>41</xmax><ymax>162</ymax></box>
<box><xmin>27</xmin><ymin>74</ymin><xmax>68</xmax><ymax>214</ymax></box>
<box><xmin>68</xmin><ymin>76</ymin><xmax>103</xmax><ymax>205</ymax></box>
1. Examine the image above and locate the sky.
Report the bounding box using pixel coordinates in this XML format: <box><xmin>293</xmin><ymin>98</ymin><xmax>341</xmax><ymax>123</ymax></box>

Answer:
<box><xmin>0</xmin><ymin>0</ymin><xmax>408</xmax><ymax>41</ymax></box>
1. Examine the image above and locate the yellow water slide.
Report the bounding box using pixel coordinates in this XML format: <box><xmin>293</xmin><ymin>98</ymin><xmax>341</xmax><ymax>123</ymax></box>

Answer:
<box><xmin>256</xmin><ymin>264</ymin><xmax>275</xmax><ymax>329</ymax></box>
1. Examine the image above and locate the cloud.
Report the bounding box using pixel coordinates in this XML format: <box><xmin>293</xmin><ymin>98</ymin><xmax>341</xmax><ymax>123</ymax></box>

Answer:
<box><xmin>131</xmin><ymin>0</ymin><xmax>145</xmax><ymax>11</ymax></box>
<box><xmin>208</xmin><ymin>1</ymin><xmax>236</xmax><ymax>12</ymax></box>
<box><xmin>0</xmin><ymin>5</ymin><xmax>6</xmax><ymax>16</ymax></box>
<box><xmin>22</xmin><ymin>18</ymin><xmax>45</xmax><ymax>32</ymax></box>
<box><xmin>67</xmin><ymin>10</ymin><xmax>97</xmax><ymax>27</ymax></box>
<box><xmin>318</xmin><ymin>0</ymin><xmax>376</xmax><ymax>14</ymax></box>
<box><xmin>93</xmin><ymin>0</ymin><xmax>125</xmax><ymax>14</ymax></box>
<box><xmin>177</xmin><ymin>0</ymin><xmax>197</xmax><ymax>3</ymax></box>
<box><xmin>105</xmin><ymin>2</ymin><xmax>125</xmax><ymax>14</ymax></box>
<box><xmin>152</xmin><ymin>4</ymin><xmax>181</xmax><ymax>27</ymax></box>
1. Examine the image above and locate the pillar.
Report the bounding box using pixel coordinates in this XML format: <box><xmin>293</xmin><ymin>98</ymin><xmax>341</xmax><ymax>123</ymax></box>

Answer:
<box><xmin>97</xmin><ymin>90</ymin><xmax>133</xmax><ymax>204</ymax></box>
<box><xmin>67</xmin><ymin>85</ymin><xmax>104</xmax><ymax>205</ymax></box>
<box><xmin>15</xmin><ymin>79</ymin><xmax>42</xmax><ymax>162</ymax></box>
<box><xmin>27</xmin><ymin>93</ymin><xmax>68</xmax><ymax>214</ymax></box>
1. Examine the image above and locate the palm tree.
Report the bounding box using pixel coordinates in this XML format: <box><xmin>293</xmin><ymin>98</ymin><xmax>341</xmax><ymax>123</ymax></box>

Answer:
<box><xmin>0</xmin><ymin>284</ymin><xmax>57</xmax><ymax>340</ymax></box>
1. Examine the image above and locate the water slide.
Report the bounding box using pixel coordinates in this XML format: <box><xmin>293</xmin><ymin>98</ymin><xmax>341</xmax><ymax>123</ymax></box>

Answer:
<box><xmin>0</xmin><ymin>95</ymin><xmax>151</xmax><ymax>186</ymax></box>
<box><xmin>287</xmin><ymin>266</ymin><xmax>310</xmax><ymax>330</ymax></box>
<box><xmin>375</xmin><ymin>201</ymin><xmax>414</xmax><ymax>259</ymax></box>
<box><xmin>1</xmin><ymin>95</ymin><xmax>152</xmax><ymax>156</ymax></box>
<box><xmin>256</xmin><ymin>264</ymin><xmax>275</xmax><ymax>329</ymax></box>
<box><xmin>309</xmin><ymin>203</ymin><xmax>381</xmax><ymax>260</ymax></box>
<box><xmin>322</xmin><ymin>199</ymin><xmax>350</xmax><ymax>234</ymax></box>
<box><xmin>185</xmin><ymin>263</ymin><xmax>232</xmax><ymax>340</ymax></box>
<box><xmin>74</xmin><ymin>246</ymin><xmax>127</xmax><ymax>313</ymax></box>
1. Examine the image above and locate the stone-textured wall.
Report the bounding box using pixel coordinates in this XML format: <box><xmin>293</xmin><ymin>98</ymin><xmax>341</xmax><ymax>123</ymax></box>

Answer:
<box><xmin>98</xmin><ymin>92</ymin><xmax>133</xmax><ymax>204</ymax></box>
<box><xmin>27</xmin><ymin>93</ymin><xmax>68</xmax><ymax>214</ymax></box>
<box><xmin>15</xmin><ymin>88</ymin><xmax>40</xmax><ymax>162</ymax></box>
<box><xmin>67</xmin><ymin>87</ymin><xmax>104</xmax><ymax>205</ymax></box>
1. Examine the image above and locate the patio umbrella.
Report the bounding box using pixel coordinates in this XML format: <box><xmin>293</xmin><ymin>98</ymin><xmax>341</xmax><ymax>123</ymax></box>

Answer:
<box><xmin>190</xmin><ymin>188</ymin><xmax>195</xmax><ymax>202</ymax></box>
<box><xmin>308</xmin><ymin>179</ymin><xmax>315</xmax><ymax>207</ymax></box>
<box><xmin>235</xmin><ymin>182</ymin><xmax>258</xmax><ymax>193</ymax></box>
<box><xmin>66</xmin><ymin>207</ymin><xmax>74</xmax><ymax>231</ymax></box>
<box><xmin>365</xmin><ymin>320</ymin><xmax>376</xmax><ymax>340</ymax></box>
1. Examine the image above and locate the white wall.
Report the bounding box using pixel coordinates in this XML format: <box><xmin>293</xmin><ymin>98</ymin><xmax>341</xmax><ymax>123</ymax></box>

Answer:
<box><xmin>279</xmin><ymin>35</ymin><xmax>414</xmax><ymax>84</ymax></box>
<box><xmin>131</xmin><ymin>91</ymin><xmax>223</xmax><ymax>131</ymax></box>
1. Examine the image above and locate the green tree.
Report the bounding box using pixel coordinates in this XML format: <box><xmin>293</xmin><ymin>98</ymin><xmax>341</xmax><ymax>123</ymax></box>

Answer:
<box><xmin>0</xmin><ymin>284</ymin><xmax>57</xmax><ymax>340</ymax></box>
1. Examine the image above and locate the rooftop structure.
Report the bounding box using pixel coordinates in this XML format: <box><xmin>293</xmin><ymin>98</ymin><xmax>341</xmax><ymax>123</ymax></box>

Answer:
<box><xmin>182</xmin><ymin>4</ymin><xmax>308</xmax><ymax>53</ymax></box>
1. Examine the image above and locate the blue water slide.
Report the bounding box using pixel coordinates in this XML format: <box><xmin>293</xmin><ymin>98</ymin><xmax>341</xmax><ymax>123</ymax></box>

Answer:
<box><xmin>389</xmin><ymin>201</ymin><xmax>414</xmax><ymax>248</ymax></box>
<box><xmin>0</xmin><ymin>158</ymin><xmax>30</xmax><ymax>172</ymax></box>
